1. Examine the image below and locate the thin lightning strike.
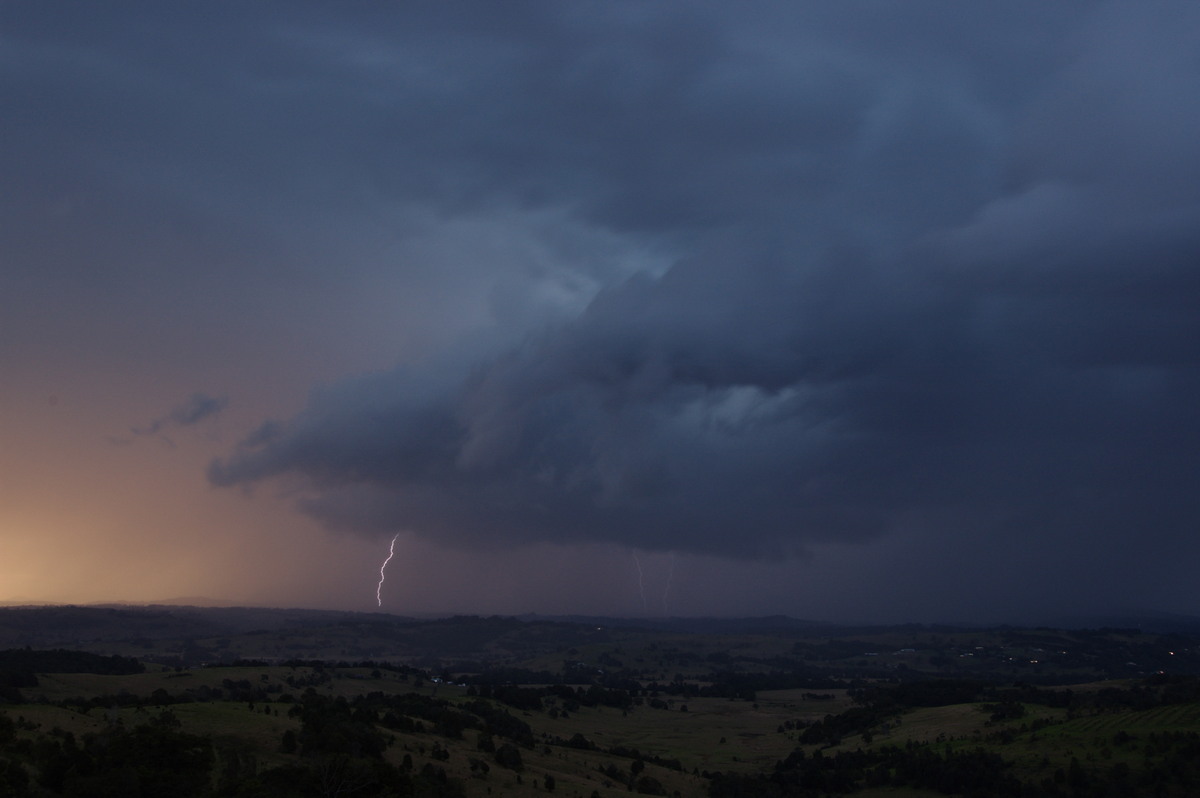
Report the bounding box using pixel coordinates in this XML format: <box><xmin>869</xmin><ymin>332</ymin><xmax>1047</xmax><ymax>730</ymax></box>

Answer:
<box><xmin>632</xmin><ymin>552</ymin><xmax>647</xmax><ymax>614</ymax></box>
<box><xmin>376</xmin><ymin>534</ymin><xmax>399</xmax><ymax>607</ymax></box>
<box><xmin>661</xmin><ymin>552</ymin><xmax>676</xmax><ymax>616</ymax></box>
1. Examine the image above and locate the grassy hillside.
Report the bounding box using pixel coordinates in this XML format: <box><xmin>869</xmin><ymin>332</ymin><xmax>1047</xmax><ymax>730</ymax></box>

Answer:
<box><xmin>5</xmin><ymin>660</ymin><xmax>1200</xmax><ymax>796</ymax></box>
<box><xmin>3</xmin><ymin>610</ymin><xmax>1200</xmax><ymax>796</ymax></box>
<box><xmin>5</xmin><ymin>665</ymin><xmax>849</xmax><ymax>796</ymax></box>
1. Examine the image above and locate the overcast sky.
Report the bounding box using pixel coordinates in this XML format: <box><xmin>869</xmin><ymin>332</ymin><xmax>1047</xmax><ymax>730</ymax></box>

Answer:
<box><xmin>3</xmin><ymin>1</ymin><xmax>1198</xmax><ymax>623</ymax></box>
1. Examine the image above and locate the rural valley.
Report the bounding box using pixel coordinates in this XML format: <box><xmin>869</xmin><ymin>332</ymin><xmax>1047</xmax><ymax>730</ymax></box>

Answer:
<box><xmin>3</xmin><ymin>606</ymin><xmax>1200</xmax><ymax>796</ymax></box>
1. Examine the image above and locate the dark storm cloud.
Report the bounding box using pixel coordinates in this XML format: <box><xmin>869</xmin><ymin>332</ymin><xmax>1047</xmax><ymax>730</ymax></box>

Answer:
<box><xmin>200</xmin><ymin>0</ymin><xmax>1200</xmax><ymax>568</ymax></box>
<box><xmin>128</xmin><ymin>393</ymin><xmax>228</xmax><ymax>444</ymax></box>
<box><xmin>165</xmin><ymin>393</ymin><xmax>228</xmax><ymax>428</ymax></box>
<box><xmin>8</xmin><ymin>0</ymin><xmax>1176</xmax><ymax>566</ymax></box>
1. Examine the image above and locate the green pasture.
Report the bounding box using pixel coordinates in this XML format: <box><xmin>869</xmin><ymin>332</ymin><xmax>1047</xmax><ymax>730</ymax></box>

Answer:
<box><xmin>851</xmin><ymin>698</ymin><xmax>1200</xmax><ymax>786</ymax></box>
<box><xmin>378</xmin><ymin>719</ymin><xmax>707</xmax><ymax>798</ymax></box>
<box><xmin>25</xmin><ymin>665</ymin><xmax>293</xmax><ymax>700</ymax></box>
<box><xmin>3</xmin><ymin>703</ymin><xmax>112</xmax><ymax>738</ymax></box>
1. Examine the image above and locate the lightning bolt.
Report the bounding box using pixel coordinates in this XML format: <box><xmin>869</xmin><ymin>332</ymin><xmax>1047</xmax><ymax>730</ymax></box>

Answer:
<box><xmin>376</xmin><ymin>534</ymin><xmax>399</xmax><ymax>608</ymax></box>
<box><xmin>661</xmin><ymin>552</ymin><xmax>676</xmax><ymax>616</ymax></box>
<box><xmin>632</xmin><ymin>552</ymin><xmax>647</xmax><ymax>614</ymax></box>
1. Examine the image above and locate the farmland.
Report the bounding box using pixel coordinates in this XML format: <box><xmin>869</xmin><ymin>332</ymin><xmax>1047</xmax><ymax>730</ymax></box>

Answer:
<box><xmin>2</xmin><ymin>606</ymin><xmax>1200</xmax><ymax>796</ymax></box>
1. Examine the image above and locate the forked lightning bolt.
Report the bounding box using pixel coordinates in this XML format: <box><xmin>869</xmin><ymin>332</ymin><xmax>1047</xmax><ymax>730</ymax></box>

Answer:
<box><xmin>376</xmin><ymin>534</ymin><xmax>399</xmax><ymax>607</ymax></box>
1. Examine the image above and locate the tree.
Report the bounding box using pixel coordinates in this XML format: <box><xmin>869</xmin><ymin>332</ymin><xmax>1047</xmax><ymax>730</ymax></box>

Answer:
<box><xmin>494</xmin><ymin>743</ymin><xmax>523</xmax><ymax>772</ymax></box>
<box><xmin>635</xmin><ymin>775</ymin><xmax>667</xmax><ymax>795</ymax></box>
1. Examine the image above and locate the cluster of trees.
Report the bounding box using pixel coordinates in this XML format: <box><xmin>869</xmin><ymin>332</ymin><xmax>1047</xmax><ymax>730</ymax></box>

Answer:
<box><xmin>0</xmin><ymin>650</ymin><xmax>144</xmax><ymax>678</ymax></box>
<box><xmin>0</xmin><ymin>695</ymin><xmax>472</xmax><ymax>797</ymax></box>
<box><xmin>0</xmin><ymin>650</ymin><xmax>144</xmax><ymax>702</ymax></box>
<box><xmin>464</xmin><ymin>675</ymin><xmax>772</xmax><ymax>715</ymax></box>
<box><xmin>709</xmin><ymin>744</ymin><xmax>1024</xmax><ymax>797</ymax></box>
<box><xmin>0</xmin><ymin>710</ymin><xmax>212</xmax><ymax>798</ymax></box>
<box><xmin>466</xmin><ymin>680</ymin><xmax>639</xmax><ymax>712</ymax></box>
<box><xmin>0</xmin><ymin>671</ymin><xmax>548</xmax><ymax>797</ymax></box>
<box><xmin>597</xmin><ymin>759</ymin><xmax>668</xmax><ymax>795</ymax></box>
<box><xmin>465</xmin><ymin>662</ymin><xmax>839</xmax><ymax>700</ymax></box>
<box><xmin>980</xmin><ymin>673</ymin><xmax>1200</xmax><ymax>715</ymax></box>
<box><xmin>707</xmin><ymin>675</ymin><xmax>1200</xmax><ymax>798</ymax></box>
